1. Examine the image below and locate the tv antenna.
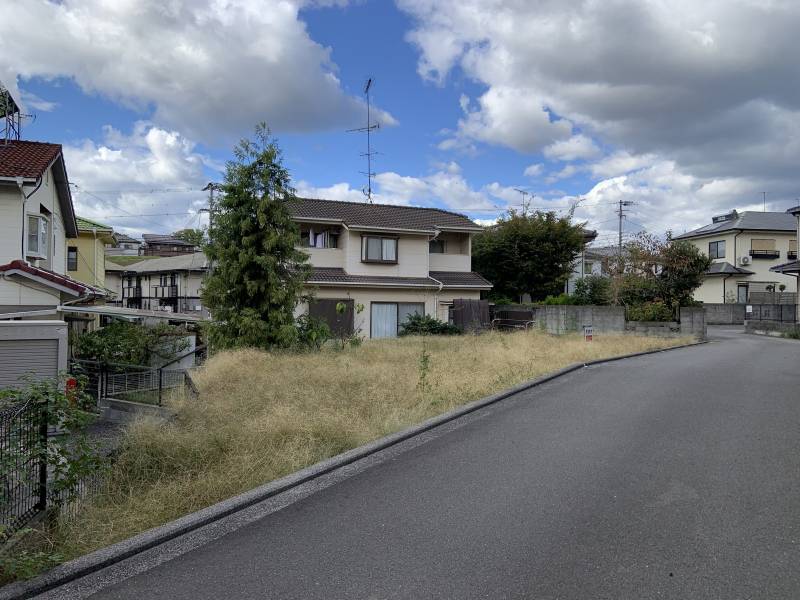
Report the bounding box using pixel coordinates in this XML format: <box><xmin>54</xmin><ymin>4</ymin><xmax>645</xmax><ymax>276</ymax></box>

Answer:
<box><xmin>347</xmin><ymin>78</ymin><xmax>380</xmax><ymax>203</ymax></box>
<box><xmin>513</xmin><ymin>188</ymin><xmax>531</xmax><ymax>216</ymax></box>
<box><xmin>1</xmin><ymin>81</ymin><xmax>22</xmax><ymax>144</ymax></box>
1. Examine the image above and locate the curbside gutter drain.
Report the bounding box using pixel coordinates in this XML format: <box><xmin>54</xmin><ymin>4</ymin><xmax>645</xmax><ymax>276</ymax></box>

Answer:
<box><xmin>1</xmin><ymin>340</ymin><xmax>706</xmax><ymax>600</ymax></box>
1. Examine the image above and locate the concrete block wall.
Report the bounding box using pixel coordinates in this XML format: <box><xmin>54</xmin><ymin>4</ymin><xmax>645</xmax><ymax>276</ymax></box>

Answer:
<box><xmin>542</xmin><ymin>306</ymin><xmax>625</xmax><ymax>335</ymax></box>
<box><xmin>703</xmin><ymin>303</ymin><xmax>746</xmax><ymax>325</ymax></box>
<box><xmin>679</xmin><ymin>307</ymin><xmax>707</xmax><ymax>339</ymax></box>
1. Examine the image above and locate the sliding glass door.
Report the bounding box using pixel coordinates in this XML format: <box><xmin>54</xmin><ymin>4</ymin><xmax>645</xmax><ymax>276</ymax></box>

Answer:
<box><xmin>371</xmin><ymin>302</ymin><xmax>425</xmax><ymax>338</ymax></box>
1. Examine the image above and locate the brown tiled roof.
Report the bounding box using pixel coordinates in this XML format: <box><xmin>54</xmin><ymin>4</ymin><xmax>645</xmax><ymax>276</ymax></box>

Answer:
<box><xmin>0</xmin><ymin>260</ymin><xmax>106</xmax><ymax>297</ymax></box>
<box><xmin>142</xmin><ymin>234</ymin><xmax>197</xmax><ymax>247</ymax></box>
<box><xmin>430</xmin><ymin>271</ymin><xmax>492</xmax><ymax>288</ymax></box>
<box><xmin>287</xmin><ymin>197</ymin><xmax>484</xmax><ymax>232</ymax></box>
<box><xmin>0</xmin><ymin>140</ymin><xmax>62</xmax><ymax>179</ymax></box>
<box><xmin>306</xmin><ymin>267</ymin><xmax>492</xmax><ymax>289</ymax></box>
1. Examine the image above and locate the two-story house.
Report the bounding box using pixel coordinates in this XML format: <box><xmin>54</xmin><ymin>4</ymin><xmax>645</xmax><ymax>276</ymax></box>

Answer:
<box><xmin>106</xmin><ymin>232</ymin><xmax>142</xmax><ymax>256</ymax></box>
<box><xmin>675</xmin><ymin>209</ymin><xmax>798</xmax><ymax>304</ymax></box>
<box><xmin>67</xmin><ymin>216</ymin><xmax>115</xmax><ymax>290</ymax></box>
<box><xmin>105</xmin><ymin>252</ymin><xmax>208</xmax><ymax>314</ymax></box>
<box><xmin>0</xmin><ymin>140</ymin><xmax>105</xmax><ymax>318</ymax></box>
<box><xmin>142</xmin><ymin>234</ymin><xmax>198</xmax><ymax>257</ymax></box>
<box><xmin>286</xmin><ymin>198</ymin><xmax>492</xmax><ymax>339</ymax></box>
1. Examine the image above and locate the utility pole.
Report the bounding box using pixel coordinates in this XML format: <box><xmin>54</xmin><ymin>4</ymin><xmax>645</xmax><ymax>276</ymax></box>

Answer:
<box><xmin>513</xmin><ymin>188</ymin><xmax>531</xmax><ymax>216</ymax></box>
<box><xmin>762</xmin><ymin>191</ymin><xmax>767</xmax><ymax>212</ymax></box>
<box><xmin>201</xmin><ymin>182</ymin><xmax>222</xmax><ymax>234</ymax></box>
<box><xmin>617</xmin><ymin>198</ymin><xmax>634</xmax><ymax>257</ymax></box>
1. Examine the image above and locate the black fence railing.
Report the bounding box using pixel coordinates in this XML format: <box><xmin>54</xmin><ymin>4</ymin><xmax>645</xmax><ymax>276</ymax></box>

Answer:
<box><xmin>0</xmin><ymin>400</ymin><xmax>47</xmax><ymax>540</ymax></box>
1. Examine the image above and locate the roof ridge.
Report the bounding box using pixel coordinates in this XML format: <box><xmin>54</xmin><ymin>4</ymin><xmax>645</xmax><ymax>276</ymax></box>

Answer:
<box><xmin>293</xmin><ymin>196</ymin><xmax>474</xmax><ymax>221</ymax></box>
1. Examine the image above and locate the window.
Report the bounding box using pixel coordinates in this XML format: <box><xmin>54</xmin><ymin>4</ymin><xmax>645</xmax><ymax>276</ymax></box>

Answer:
<box><xmin>370</xmin><ymin>302</ymin><xmax>425</xmax><ymax>338</ymax></box>
<box><xmin>362</xmin><ymin>236</ymin><xmax>398</xmax><ymax>263</ymax></box>
<box><xmin>750</xmin><ymin>239</ymin><xmax>778</xmax><ymax>258</ymax></box>
<box><xmin>301</xmin><ymin>228</ymin><xmax>339</xmax><ymax>248</ymax></box>
<box><xmin>67</xmin><ymin>247</ymin><xmax>78</xmax><ymax>271</ymax></box>
<box><xmin>708</xmin><ymin>240</ymin><xmax>725</xmax><ymax>259</ymax></box>
<box><xmin>789</xmin><ymin>239</ymin><xmax>797</xmax><ymax>259</ymax></box>
<box><xmin>583</xmin><ymin>261</ymin><xmax>594</xmax><ymax>275</ymax></box>
<box><xmin>26</xmin><ymin>214</ymin><xmax>49</xmax><ymax>258</ymax></box>
<box><xmin>429</xmin><ymin>239</ymin><xmax>446</xmax><ymax>254</ymax></box>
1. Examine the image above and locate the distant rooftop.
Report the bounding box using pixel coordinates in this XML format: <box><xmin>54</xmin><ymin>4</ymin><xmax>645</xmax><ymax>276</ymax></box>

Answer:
<box><xmin>142</xmin><ymin>234</ymin><xmax>197</xmax><ymax>247</ymax></box>
<box><xmin>107</xmin><ymin>252</ymin><xmax>208</xmax><ymax>273</ymax></box>
<box><xmin>76</xmin><ymin>216</ymin><xmax>113</xmax><ymax>233</ymax></box>
<box><xmin>286</xmin><ymin>197</ymin><xmax>484</xmax><ymax>232</ymax></box>
<box><xmin>675</xmin><ymin>209</ymin><xmax>798</xmax><ymax>240</ymax></box>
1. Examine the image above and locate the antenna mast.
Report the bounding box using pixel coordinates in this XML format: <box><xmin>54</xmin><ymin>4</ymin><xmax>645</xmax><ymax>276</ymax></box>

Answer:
<box><xmin>0</xmin><ymin>82</ymin><xmax>22</xmax><ymax>144</ymax></box>
<box><xmin>347</xmin><ymin>78</ymin><xmax>380</xmax><ymax>203</ymax></box>
<box><xmin>513</xmin><ymin>188</ymin><xmax>531</xmax><ymax>216</ymax></box>
<box><xmin>617</xmin><ymin>198</ymin><xmax>635</xmax><ymax>257</ymax></box>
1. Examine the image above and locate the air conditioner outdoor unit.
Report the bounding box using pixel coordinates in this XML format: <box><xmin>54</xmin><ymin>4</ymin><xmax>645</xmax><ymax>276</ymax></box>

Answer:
<box><xmin>740</xmin><ymin>256</ymin><xmax>751</xmax><ymax>265</ymax></box>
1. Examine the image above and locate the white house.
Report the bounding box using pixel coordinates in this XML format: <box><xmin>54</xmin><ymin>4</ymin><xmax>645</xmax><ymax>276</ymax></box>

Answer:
<box><xmin>675</xmin><ymin>209</ymin><xmax>798</xmax><ymax>304</ymax></box>
<box><xmin>0</xmin><ymin>140</ymin><xmax>105</xmax><ymax>318</ymax></box>
<box><xmin>287</xmin><ymin>198</ymin><xmax>492</xmax><ymax>338</ymax></box>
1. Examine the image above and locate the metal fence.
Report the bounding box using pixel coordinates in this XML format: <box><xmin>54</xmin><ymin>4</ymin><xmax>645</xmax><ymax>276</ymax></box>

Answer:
<box><xmin>746</xmin><ymin>304</ymin><xmax>798</xmax><ymax>323</ymax></box>
<box><xmin>0</xmin><ymin>400</ymin><xmax>46</xmax><ymax>539</ymax></box>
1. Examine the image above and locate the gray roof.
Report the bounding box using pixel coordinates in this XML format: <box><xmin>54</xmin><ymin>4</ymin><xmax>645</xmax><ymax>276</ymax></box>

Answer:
<box><xmin>142</xmin><ymin>234</ymin><xmax>197</xmax><ymax>247</ymax></box>
<box><xmin>109</xmin><ymin>252</ymin><xmax>208</xmax><ymax>274</ymax></box>
<box><xmin>113</xmin><ymin>233</ymin><xmax>141</xmax><ymax>244</ymax></box>
<box><xmin>286</xmin><ymin>198</ymin><xmax>484</xmax><ymax>232</ymax></box>
<box><xmin>706</xmin><ymin>261</ymin><xmax>754</xmax><ymax>276</ymax></box>
<box><xmin>770</xmin><ymin>259</ymin><xmax>800</xmax><ymax>274</ymax></box>
<box><xmin>675</xmin><ymin>210</ymin><xmax>798</xmax><ymax>239</ymax></box>
<box><xmin>584</xmin><ymin>245</ymin><xmax>623</xmax><ymax>259</ymax></box>
<box><xmin>306</xmin><ymin>267</ymin><xmax>491</xmax><ymax>289</ymax></box>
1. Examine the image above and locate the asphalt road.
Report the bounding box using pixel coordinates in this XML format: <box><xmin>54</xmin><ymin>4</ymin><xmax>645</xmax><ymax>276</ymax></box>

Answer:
<box><xmin>66</xmin><ymin>330</ymin><xmax>800</xmax><ymax>598</ymax></box>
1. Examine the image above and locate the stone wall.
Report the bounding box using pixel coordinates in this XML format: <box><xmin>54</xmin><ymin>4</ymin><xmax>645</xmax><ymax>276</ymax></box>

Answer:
<box><xmin>679</xmin><ymin>307</ymin><xmax>707</xmax><ymax>338</ymax></box>
<box><xmin>541</xmin><ymin>306</ymin><xmax>626</xmax><ymax>335</ymax></box>
<box><xmin>744</xmin><ymin>320</ymin><xmax>800</xmax><ymax>337</ymax></box>
<box><xmin>703</xmin><ymin>303</ymin><xmax>747</xmax><ymax>324</ymax></box>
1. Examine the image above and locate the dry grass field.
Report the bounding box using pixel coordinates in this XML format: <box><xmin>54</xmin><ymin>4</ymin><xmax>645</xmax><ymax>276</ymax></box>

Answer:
<box><xmin>56</xmin><ymin>330</ymin><xmax>690</xmax><ymax>559</ymax></box>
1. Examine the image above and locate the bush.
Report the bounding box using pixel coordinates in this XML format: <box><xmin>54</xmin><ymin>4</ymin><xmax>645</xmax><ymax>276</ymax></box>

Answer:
<box><xmin>295</xmin><ymin>315</ymin><xmax>331</xmax><ymax>351</ymax></box>
<box><xmin>399</xmin><ymin>313</ymin><xmax>462</xmax><ymax>336</ymax></box>
<box><xmin>627</xmin><ymin>301</ymin><xmax>674</xmax><ymax>322</ymax></box>
<box><xmin>73</xmin><ymin>322</ymin><xmax>189</xmax><ymax>365</ymax></box>
<box><xmin>541</xmin><ymin>293</ymin><xmax>577</xmax><ymax>305</ymax></box>
<box><xmin>574</xmin><ymin>276</ymin><xmax>611</xmax><ymax>305</ymax></box>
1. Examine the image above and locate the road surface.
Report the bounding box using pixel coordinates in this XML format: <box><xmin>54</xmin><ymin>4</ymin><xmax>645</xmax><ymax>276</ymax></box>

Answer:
<box><xmin>48</xmin><ymin>328</ymin><xmax>800</xmax><ymax>598</ymax></box>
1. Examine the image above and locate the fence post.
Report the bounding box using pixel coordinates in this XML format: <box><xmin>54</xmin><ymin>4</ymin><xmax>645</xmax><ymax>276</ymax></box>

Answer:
<box><xmin>37</xmin><ymin>400</ymin><xmax>48</xmax><ymax>511</ymax></box>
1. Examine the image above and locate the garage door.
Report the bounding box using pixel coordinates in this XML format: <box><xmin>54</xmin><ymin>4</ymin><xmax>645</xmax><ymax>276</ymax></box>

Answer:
<box><xmin>0</xmin><ymin>339</ymin><xmax>59</xmax><ymax>389</ymax></box>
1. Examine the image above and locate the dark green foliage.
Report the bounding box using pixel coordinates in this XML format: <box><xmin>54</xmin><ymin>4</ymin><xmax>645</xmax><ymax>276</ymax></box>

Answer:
<box><xmin>72</xmin><ymin>322</ymin><xmax>188</xmax><ymax>365</ymax></box>
<box><xmin>295</xmin><ymin>315</ymin><xmax>331</xmax><ymax>351</ymax></box>
<box><xmin>573</xmin><ymin>275</ymin><xmax>611</xmax><ymax>305</ymax></box>
<box><xmin>399</xmin><ymin>313</ymin><xmax>462</xmax><ymax>336</ymax></box>
<box><xmin>202</xmin><ymin>124</ymin><xmax>310</xmax><ymax>350</ymax></box>
<box><xmin>472</xmin><ymin>211</ymin><xmax>585</xmax><ymax>302</ymax></box>
<box><xmin>541</xmin><ymin>293</ymin><xmax>577</xmax><ymax>305</ymax></box>
<box><xmin>657</xmin><ymin>240</ymin><xmax>712</xmax><ymax>307</ymax></box>
<box><xmin>626</xmin><ymin>301</ymin><xmax>674</xmax><ymax>322</ymax></box>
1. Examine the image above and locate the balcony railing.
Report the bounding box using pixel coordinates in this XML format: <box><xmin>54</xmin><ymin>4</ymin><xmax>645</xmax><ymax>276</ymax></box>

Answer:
<box><xmin>749</xmin><ymin>249</ymin><xmax>780</xmax><ymax>259</ymax></box>
<box><xmin>153</xmin><ymin>285</ymin><xmax>178</xmax><ymax>298</ymax></box>
<box><xmin>789</xmin><ymin>251</ymin><xmax>798</xmax><ymax>260</ymax></box>
<box><xmin>123</xmin><ymin>286</ymin><xmax>142</xmax><ymax>298</ymax></box>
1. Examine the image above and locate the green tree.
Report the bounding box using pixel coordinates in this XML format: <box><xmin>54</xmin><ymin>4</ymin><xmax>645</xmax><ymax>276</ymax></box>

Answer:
<box><xmin>202</xmin><ymin>124</ymin><xmax>309</xmax><ymax>349</ymax></box>
<box><xmin>472</xmin><ymin>211</ymin><xmax>585</xmax><ymax>301</ymax></box>
<box><xmin>172</xmin><ymin>228</ymin><xmax>206</xmax><ymax>247</ymax></box>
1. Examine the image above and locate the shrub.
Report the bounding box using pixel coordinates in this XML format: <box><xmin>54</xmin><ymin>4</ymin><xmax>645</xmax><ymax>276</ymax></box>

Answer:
<box><xmin>73</xmin><ymin>322</ymin><xmax>188</xmax><ymax>365</ymax></box>
<box><xmin>399</xmin><ymin>313</ymin><xmax>462</xmax><ymax>336</ymax></box>
<box><xmin>294</xmin><ymin>315</ymin><xmax>331</xmax><ymax>351</ymax></box>
<box><xmin>541</xmin><ymin>293</ymin><xmax>577</xmax><ymax>305</ymax></box>
<box><xmin>574</xmin><ymin>275</ymin><xmax>611</xmax><ymax>305</ymax></box>
<box><xmin>627</xmin><ymin>301</ymin><xmax>674</xmax><ymax>322</ymax></box>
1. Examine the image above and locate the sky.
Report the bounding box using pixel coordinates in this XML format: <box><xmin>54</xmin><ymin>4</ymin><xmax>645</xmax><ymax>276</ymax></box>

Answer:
<box><xmin>2</xmin><ymin>0</ymin><xmax>800</xmax><ymax>246</ymax></box>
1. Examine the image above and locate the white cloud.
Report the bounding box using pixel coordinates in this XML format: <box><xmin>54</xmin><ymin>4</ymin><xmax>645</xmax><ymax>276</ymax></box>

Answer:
<box><xmin>399</xmin><ymin>0</ymin><xmax>800</xmax><ymax>222</ymax></box>
<box><xmin>18</xmin><ymin>90</ymin><xmax>57</xmax><ymax>112</ymax></box>
<box><xmin>0</xmin><ymin>0</ymin><xmax>395</xmax><ymax>143</ymax></box>
<box><xmin>523</xmin><ymin>163</ymin><xmax>543</xmax><ymax>177</ymax></box>
<box><xmin>545</xmin><ymin>164</ymin><xmax>581</xmax><ymax>184</ymax></box>
<box><xmin>64</xmin><ymin>122</ymin><xmax>218</xmax><ymax>237</ymax></box>
<box><xmin>543</xmin><ymin>134</ymin><xmax>601</xmax><ymax>162</ymax></box>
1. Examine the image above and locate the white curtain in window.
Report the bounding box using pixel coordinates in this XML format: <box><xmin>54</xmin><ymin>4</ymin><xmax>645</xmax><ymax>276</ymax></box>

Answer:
<box><xmin>382</xmin><ymin>238</ymin><xmax>396</xmax><ymax>261</ymax></box>
<box><xmin>371</xmin><ymin>303</ymin><xmax>398</xmax><ymax>338</ymax></box>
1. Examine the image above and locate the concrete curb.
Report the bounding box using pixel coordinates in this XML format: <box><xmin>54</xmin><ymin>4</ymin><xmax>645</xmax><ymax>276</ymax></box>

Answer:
<box><xmin>2</xmin><ymin>339</ymin><xmax>706</xmax><ymax>600</ymax></box>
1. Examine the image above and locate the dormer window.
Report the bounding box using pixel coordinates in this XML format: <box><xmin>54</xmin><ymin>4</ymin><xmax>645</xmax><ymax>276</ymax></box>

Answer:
<box><xmin>27</xmin><ymin>214</ymin><xmax>49</xmax><ymax>259</ymax></box>
<box><xmin>362</xmin><ymin>235</ymin><xmax>397</xmax><ymax>263</ymax></box>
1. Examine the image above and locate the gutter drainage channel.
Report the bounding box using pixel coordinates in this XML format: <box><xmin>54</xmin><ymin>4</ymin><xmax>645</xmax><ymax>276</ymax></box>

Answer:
<box><xmin>2</xmin><ymin>340</ymin><xmax>706</xmax><ymax>600</ymax></box>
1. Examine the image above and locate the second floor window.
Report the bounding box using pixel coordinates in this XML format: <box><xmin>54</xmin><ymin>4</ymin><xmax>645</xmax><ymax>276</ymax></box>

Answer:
<box><xmin>708</xmin><ymin>240</ymin><xmax>725</xmax><ymax>259</ymax></box>
<box><xmin>67</xmin><ymin>247</ymin><xmax>78</xmax><ymax>271</ymax></box>
<box><xmin>750</xmin><ymin>239</ymin><xmax>778</xmax><ymax>258</ymax></box>
<box><xmin>27</xmin><ymin>214</ymin><xmax>49</xmax><ymax>258</ymax></box>
<box><xmin>362</xmin><ymin>236</ymin><xmax>397</xmax><ymax>263</ymax></box>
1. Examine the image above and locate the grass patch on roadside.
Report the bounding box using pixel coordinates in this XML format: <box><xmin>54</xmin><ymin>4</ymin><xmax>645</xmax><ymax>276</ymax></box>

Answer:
<box><xmin>54</xmin><ymin>331</ymin><xmax>689</xmax><ymax>561</ymax></box>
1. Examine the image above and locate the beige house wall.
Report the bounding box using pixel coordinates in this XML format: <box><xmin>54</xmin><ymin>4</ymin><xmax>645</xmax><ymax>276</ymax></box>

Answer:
<box><xmin>343</xmin><ymin>231</ymin><xmax>431</xmax><ymax>278</ymax></box>
<box><xmin>687</xmin><ymin>231</ymin><xmax>797</xmax><ymax>302</ymax></box>
<box><xmin>70</xmin><ymin>233</ymin><xmax>108</xmax><ymax>288</ymax></box>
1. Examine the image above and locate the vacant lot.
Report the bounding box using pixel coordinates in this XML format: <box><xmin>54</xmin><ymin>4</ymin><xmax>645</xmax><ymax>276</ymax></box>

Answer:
<box><xmin>56</xmin><ymin>331</ymin><xmax>688</xmax><ymax>559</ymax></box>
